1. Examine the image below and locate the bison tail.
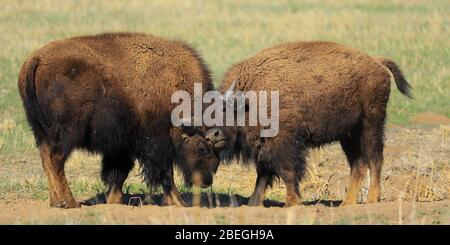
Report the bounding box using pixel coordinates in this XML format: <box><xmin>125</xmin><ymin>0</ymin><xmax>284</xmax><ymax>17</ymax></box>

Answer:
<box><xmin>375</xmin><ymin>56</ymin><xmax>413</xmax><ymax>98</ymax></box>
<box><xmin>20</xmin><ymin>57</ymin><xmax>54</xmax><ymax>144</ymax></box>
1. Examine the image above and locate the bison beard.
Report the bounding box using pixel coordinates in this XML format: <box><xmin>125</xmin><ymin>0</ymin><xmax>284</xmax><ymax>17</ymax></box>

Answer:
<box><xmin>206</xmin><ymin>41</ymin><xmax>412</xmax><ymax>207</ymax></box>
<box><xmin>18</xmin><ymin>32</ymin><xmax>218</xmax><ymax>208</ymax></box>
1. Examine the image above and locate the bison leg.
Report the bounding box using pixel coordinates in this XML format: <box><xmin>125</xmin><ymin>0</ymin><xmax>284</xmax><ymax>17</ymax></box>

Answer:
<box><xmin>340</xmin><ymin>134</ymin><xmax>367</xmax><ymax>206</ymax></box>
<box><xmin>280</xmin><ymin>168</ymin><xmax>301</xmax><ymax>207</ymax></box>
<box><xmin>362</xmin><ymin>121</ymin><xmax>384</xmax><ymax>204</ymax></box>
<box><xmin>248</xmin><ymin>174</ymin><xmax>270</xmax><ymax>206</ymax></box>
<box><xmin>39</xmin><ymin>144</ymin><xmax>58</xmax><ymax>206</ymax></box>
<box><xmin>367</xmin><ymin>158</ymin><xmax>382</xmax><ymax>203</ymax></box>
<box><xmin>39</xmin><ymin>142</ymin><xmax>79</xmax><ymax>208</ymax></box>
<box><xmin>101</xmin><ymin>153</ymin><xmax>134</xmax><ymax>204</ymax></box>
<box><xmin>162</xmin><ymin>168</ymin><xmax>185</xmax><ymax>207</ymax></box>
<box><xmin>267</xmin><ymin>141</ymin><xmax>303</xmax><ymax>207</ymax></box>
<box><xmin>139</xmin><ymin>138</ymin><xmax>185</xmax><ymax>207</ymax></box>
<box><xmin>341</xmin><ymin>161</ymin><xmax>366</xmax><ymax>206</ymax></box>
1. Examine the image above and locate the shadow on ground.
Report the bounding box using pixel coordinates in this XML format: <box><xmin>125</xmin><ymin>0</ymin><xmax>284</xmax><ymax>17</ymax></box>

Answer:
<box><xmin>82</xmin><ymin>193</ymin><xmax>342</xmax><ymax>208</ymax></box>
<box><xmin>302</xmin><ymin>199</ymin><xmax>342</xmax><ymax>207</ymax></box>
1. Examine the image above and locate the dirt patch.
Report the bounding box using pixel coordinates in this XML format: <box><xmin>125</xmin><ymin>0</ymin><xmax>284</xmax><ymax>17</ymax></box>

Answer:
<box><xmin>0</xmin><ymin>199</ymin><xmax>448</xmax><ymax>225</ymax></box>
<box><xmin>411</xmin><ymin>112</ymin><xmax>450</xmax><ymax>125</ymax></box>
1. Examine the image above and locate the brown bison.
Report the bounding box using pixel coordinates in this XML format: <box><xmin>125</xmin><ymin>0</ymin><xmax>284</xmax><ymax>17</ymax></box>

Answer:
<box><xmin>18</xmin><ymin>33</ymin><xmax>219</xmax><ymax>208</ymax></box>
<box><xmin>205</xmin><ymin>41</ymin><xmax>412</xmax><ymax>206</ymax></box>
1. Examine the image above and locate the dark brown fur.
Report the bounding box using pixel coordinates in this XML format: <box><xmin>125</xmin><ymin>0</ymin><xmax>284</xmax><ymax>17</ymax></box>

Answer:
<box><xmin>18</xmin><ymin>32</ymin><xmax>218</xmax><ymax>208</ymax></box>
<box><xmin>206</xmin><ymin>41</ymin><xmax>412</xmax><ymax>206</ymax></box>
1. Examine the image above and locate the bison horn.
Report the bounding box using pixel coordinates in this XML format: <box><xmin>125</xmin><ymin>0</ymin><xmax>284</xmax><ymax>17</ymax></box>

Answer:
<box><xmin>227</xmin><ymin>79</ymin><xmax>237</xmax><ymax>92</ymax></box>
<box><xmin>223</xmin><ymin>79</ymin><xmax>237</xmax><ymax>101</ymax></box>
<box><xmin>181</xmin><ymin>133</ymin><xmax>189</xmax><ymax>142</ymax></box>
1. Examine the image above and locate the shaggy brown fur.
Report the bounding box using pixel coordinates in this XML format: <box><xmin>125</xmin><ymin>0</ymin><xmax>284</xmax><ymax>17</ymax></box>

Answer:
<box><xmin>18</xmin><ymin>32</ymin><xmax>218</xmax><ymax>208</ymax></box>
<box><xmin>206</xmin><ymin>41</ymin><xmax>411</xmax><ymax>206</ymax></box>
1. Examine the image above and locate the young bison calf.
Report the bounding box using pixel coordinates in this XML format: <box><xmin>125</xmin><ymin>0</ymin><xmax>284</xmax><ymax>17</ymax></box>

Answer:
<box><xmin>18</xmin><ymin>33</ymin><xmax>218</xmax><ymax>208</ymax></box>
<box><xmin>205</xmin><ymin>41</ymin><xmax>412</xmax><ymax>206</ymax></box>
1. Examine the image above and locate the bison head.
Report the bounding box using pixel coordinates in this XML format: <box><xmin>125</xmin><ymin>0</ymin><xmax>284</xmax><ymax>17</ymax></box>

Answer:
<box><xmin>205</xmin><ymin>80</ymin><xmax>241</xmax><ymax>154</ymax></box>
<box><xmin>171</xmin><ymin>128</ymin><xmax>219</xmax><ymax>188</ymax></box>
<box><xmin>201</xmin><ymin>81</ymin><xmax>243</xmax><ymax>187</ymax></box>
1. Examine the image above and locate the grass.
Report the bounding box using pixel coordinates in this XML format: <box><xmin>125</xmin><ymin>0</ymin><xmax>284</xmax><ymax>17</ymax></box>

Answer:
<box><xmin>0</xmin><ymin>0</ymin><xmax>449</xmax><ymax>224</ymax></box>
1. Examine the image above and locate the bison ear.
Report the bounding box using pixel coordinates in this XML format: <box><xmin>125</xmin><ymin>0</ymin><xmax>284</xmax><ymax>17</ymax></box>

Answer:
<box><xmin>181</xmin><ymin>133</ymin><xmax>189</xmax><ymax>142</ymax></box>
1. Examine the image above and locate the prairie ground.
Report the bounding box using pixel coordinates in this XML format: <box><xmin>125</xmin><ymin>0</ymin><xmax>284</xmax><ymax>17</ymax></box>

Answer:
<box><xmin>1</xmin><ymin>124</ymin><xmax>449</xmax><ymax>224</ymax></box>
<box><xmin>0</xmin><ymin>0</ymin><xmax>449</xmax><ymax>224</ymax></box>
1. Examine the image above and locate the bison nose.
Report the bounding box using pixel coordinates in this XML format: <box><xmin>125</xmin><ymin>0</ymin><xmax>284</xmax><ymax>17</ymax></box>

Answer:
<box><xmin>205</xmin><ymin>128</ymin><xmax>222</xmax><ymax>142</ymax></box>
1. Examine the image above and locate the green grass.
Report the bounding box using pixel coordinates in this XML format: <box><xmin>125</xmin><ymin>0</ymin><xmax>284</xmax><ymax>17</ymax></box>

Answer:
<box><xmin>0</xmin><ymin>0</ymin><xmax>449</xmax><ymax>157</ymax></box>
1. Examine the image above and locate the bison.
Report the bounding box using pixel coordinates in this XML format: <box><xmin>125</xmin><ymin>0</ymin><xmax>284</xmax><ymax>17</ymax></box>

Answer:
<box><xmin>18</xmin><ymin>32</ymin><xmax>219</xmax><ymax>208</ymax></box>
<box><xmin>205</xmin><ymin>41</ymin><xmax>412</xmax><ymax>207</ymax></box>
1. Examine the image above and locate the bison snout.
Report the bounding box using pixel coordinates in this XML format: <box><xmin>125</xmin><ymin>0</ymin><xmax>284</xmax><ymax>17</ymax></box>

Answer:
<box><xmin>205</xmin><ymin>128</ymin><xmax>226</xmax><ymax>150</ymax></box>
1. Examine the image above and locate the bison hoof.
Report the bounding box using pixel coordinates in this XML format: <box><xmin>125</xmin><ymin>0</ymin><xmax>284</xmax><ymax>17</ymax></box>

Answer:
<box><xmin>284</xmin><ymin>202</ymin><xmax>300</xmax><ymax>207</ymax></box>
<box><xmin>284</xmin><ymin>199</ymin><xmax>301</xmax><ymax>207</ymax></box>
<box><xmin>366</xmin><ymin>196</ymin><xmax>380</xmax><ymax>204</ymax></box>
<box><xmin>247</xmin><ymin>198</ymin><xmax>263</xmax><ymax>207</ymax></box>
<box><xmin>51</xmin><ymin>200</ymin><xmax>81</xmax><ymax>209</ymax></box>
<box><xmin>106</xmin><ymin>194</ymin><xmax>124</xmax><ymax>205</ymax></box>
<box><xmin>164</xmin><ymin>196</ymin><xmax>186</xmax><ymax>207</ymax></box>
